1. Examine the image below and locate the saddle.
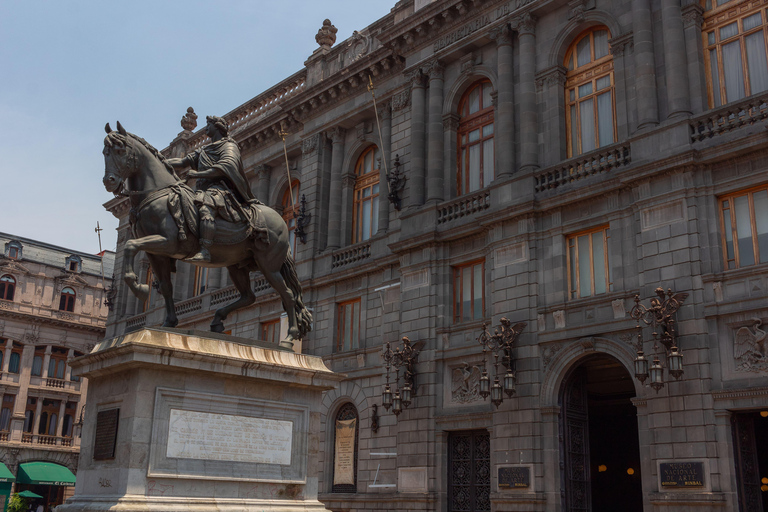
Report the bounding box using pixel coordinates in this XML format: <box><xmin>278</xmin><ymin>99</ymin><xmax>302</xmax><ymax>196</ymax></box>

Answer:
<box><xmin>166</xmin><ymin>183</ymin><xmax>269</xmax><ymax>246</ymax></box>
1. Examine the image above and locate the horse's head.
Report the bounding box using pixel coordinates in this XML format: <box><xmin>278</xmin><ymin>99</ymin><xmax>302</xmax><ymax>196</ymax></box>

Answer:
<box><xmin>102</xmin><ymin>121</ymin><xmax>135</xmax><ymax>194</ymax></box>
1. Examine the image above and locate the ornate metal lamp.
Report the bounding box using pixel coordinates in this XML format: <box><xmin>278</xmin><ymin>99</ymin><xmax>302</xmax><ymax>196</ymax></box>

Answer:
<box><xmin>381</xmin><ymin>337</ymin><xmax>424</xmax><ymax>417</ymax></box>
<box><xmin>387</xmin><ymin>155</ymin><xmax>407</xmax><ymax>211</ymax></box>
<box><xmin>630</xmin><ymin>287</ymin><xmax>688</xmax><ymax>392</ymax></box>
<box><xmin>476</xmin><ymin>318</ymin><xmax>527</xmax><ymax>408</ymax></box>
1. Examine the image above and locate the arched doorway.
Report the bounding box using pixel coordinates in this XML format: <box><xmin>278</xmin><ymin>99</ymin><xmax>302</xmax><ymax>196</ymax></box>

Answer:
<box><xmin>559</xmin><ymin>354</ymin><xmax>642</xmax><ymax>512</ymax></box>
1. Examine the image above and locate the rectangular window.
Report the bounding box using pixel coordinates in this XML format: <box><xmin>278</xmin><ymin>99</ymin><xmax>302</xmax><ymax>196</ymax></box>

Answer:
<box><xmin>337</xmin><ymin>299</ymin><xmax>361</xmax><ymax>352</ymax></box>
<box><xmin>453</xmin><ymin>260</ymin><xmax>485</xmax><ymax>323</ymax></box>
<box><xmin>261</xmin><ymin>319</ymin><xmax>281</xmax><ymax>344</ymax></box>
<box><xmin>193</xmin><ymin>266</ymin><xmax>209</xmax><ymax>296</ymax></box>
<box><xmin>567</xmin><ymin>226</ymin><xmax>611</xmax><ymax>299</ymax></box>
<box><xmin>720</xmin><ymin>185</ymin><xmax>768</xmax><ymax>269</ymax></box>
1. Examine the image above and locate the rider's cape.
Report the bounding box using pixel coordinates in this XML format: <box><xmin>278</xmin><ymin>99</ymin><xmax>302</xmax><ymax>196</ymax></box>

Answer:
<box><xmin>187</xmin><ymin>137</ymin><xmax>254</xmax><ymax>204</ymax></box>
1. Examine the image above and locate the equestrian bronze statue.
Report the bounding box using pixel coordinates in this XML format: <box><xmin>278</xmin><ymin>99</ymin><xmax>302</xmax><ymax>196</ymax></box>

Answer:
<box><xmin>102</xmin><ymin>120</ymin><xmax>310</xmax><ymax>350</ymax></box>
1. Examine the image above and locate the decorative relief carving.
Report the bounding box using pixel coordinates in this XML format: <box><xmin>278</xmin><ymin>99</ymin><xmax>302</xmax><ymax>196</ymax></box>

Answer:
<box><xmin>568</xmin><ymin>0</ymin><xmax>595</xmax><ymax>21</ymax></box>
<box><xmin>553</xmin><ymin>310</ymin><xmax>566</xmax><ymax>329</ymax></box>
<box><xmin>330</xmin><ymin>126</ymin><xmax>346</xmax><ymax>144</ymax></box>
<box><xmin>443</xmin><ymin>113</ymin><xmax>460</xmax><ymax>131</ymax></box>
<box><xmin>682</xmin><ymin>3</ymin><xmax>704</xmax><ymax>28</ymax></box>
<box><xmin>450</xmin><ymin>362</ymin><xmax>484</xmax><ymax>403</ymax></box>
<box><xmin>407</xmin><ymin>68</ymin><xmax>428</xmax><ymax>89</ymax></box>
<box><xmin>535</xmin><ymin>66</ymin><xmax>566</xmax><ymax>91</ymax></box>
<box><xmin>541</xmin><ymin>343</ymin><xmax>563</xmax><ymax>370</ymax></box>
<box><xmin>609</xmin><ymin>33</ymin><xmax>634</xmax><ymax>57</ymax></box>
<box><xmin>511</xmin><ymin>12</ymin><xmax>536</xmax><ymax>35</ymax></box>
<box><xmin>301</xmin><ymin>135</ymin><xmax>319</xmax><ymax>155</ymax></box>
<box><xmin>612</xmin><ymin>299</ymin><xmax>626</xmax><ymax>319</ymax></box>
<box><xmin>735</xmin><ymin>318</ymin><xmax>768</xmax><ymax>373</ymax></box>
<box><xmin>490</xmin><ymin>24</ymin><xmax>513</xmax><ymax>46</ymax></box>
<box><xmin>253</xmin><ymin>164</ymin><xmax>272</xmax><ymax>178</ymax></box>
<box><xmin>391</xmin><ymin>89</ymin><xmax>412</xmax><ymax>111</ymax></box>
<box><xmin>315</xmin><ymin>19</ymin><xmax>338</xmax><ymax>48</ymax></box>
<box><xmin>713</xmin><ymin>282</ymin><xmax>723</xmax><ymax>302</ymax></box>
<box><xmin>426</xmin><ymin>59</ymin><xmax>445</xmax><ymax>80</ymax></box>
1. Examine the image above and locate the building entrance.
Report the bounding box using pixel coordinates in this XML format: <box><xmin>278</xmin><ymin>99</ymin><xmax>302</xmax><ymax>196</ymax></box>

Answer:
<box><xmin>732</xmin><ymin>410</ymin><xmax>768</xmax><ymax>512</ymax></box>
<box><xmin>448</xmin><ymin>430</ymin><xmax>490</xmax><ymax>512</ymax></box>
<box><xmin>559</xmin><ymin>355</ymin><xmax>642</xmax><ymax>512</ymax></box>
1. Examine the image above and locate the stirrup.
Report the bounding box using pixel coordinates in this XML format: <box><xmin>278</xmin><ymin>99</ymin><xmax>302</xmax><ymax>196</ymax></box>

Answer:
<box><xmin>188</xmin><ymin>246</ymin><xmax>211</xmax><ymax>262</ymax></box>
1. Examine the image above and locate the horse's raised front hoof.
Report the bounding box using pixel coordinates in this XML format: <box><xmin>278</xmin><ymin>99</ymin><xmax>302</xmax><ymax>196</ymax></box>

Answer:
<box><xmin>279</xmin><ymin>337</ymin><xmax>296</xmax><ymax>352</ymax></box>
<box><xmin>163</xmin><ymin>318</ymin><xmax>179</xmax><ymax>328</ymax></box>
<box><xmin>210</xmin><ymin>322</ymin><xmax>225</xmax><ymax>333</ymax></box>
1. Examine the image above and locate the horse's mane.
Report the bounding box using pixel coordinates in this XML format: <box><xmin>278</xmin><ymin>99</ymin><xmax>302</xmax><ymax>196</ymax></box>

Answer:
<box><xmin>106</xmin><ymin>130</ymin><xmax>180</xmax><ymax>180</ymax></box>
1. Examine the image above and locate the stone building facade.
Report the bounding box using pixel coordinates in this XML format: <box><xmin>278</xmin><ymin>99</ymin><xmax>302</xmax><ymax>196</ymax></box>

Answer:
<box><xmin>106</xmin><ymin>0</ymin><xmax>768</xmax><ymax>511</ymax></box>
<box><xmin>0</xmin><ymin>233</ymin><xmax>114</xmax><ymax>507</ymax></box>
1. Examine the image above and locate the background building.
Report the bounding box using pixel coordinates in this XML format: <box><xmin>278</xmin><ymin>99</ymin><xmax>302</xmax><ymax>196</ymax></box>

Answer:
<box><xmin>0</xmin><ymin>233</ymin><xmax>113</xmax><ymax>510</ymax></box>
<box><xmin>105</xmin><ymin>0</ymin><xmax>768</xmax><ymax>511</ymax></box>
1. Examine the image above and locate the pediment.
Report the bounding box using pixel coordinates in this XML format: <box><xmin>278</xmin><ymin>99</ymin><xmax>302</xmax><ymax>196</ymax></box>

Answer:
<box><xmin>0</xmin><ymin>259</ymin><xmax>32</xmax><ymax>276</ymax></box>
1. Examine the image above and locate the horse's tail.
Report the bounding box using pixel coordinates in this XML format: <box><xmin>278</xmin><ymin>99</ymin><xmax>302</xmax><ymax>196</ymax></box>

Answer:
<box><xmin>280</xmin><ymin>249</ymin><xmax>313</xmax><ymax>339</ymax></box>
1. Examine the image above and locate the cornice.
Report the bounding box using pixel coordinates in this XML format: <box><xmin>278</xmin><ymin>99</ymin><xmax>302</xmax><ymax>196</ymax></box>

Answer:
<box><xmin>0</xmin><ymin>307</ymin><xmax>106</xmax><ymax>334</ymax></box>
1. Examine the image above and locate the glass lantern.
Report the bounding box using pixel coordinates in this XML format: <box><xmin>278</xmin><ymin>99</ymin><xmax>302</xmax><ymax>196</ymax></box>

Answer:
<box><xmin>649</xmin><ymin>357</ymin><xmax>664</xmax><ymax>392</ymax></box>
<box><xmin>668</xmin><ymin>346</ymin><xmax>683</xmax><ymax>380</ymax></box>
<box><xmin>382</xmin><ymin>384</ymin><xmax>392</xmax><ymax>411</ymax></box>
<box><xmin>634</xmin><ymin>351</ymin><xmax>649</xmax><ymax>383</ymax></box>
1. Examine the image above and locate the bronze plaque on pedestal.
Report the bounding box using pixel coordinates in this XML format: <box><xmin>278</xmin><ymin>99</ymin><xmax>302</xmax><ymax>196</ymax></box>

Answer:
<box><xmin>93</xmin><ymin>408</ymin><xmax>119</xmax><ymax>460</ymax></box>
<box><xmin>659</xmin><ymin>462</ymin><xmax>705</xmax><ymax>488</ymax></box>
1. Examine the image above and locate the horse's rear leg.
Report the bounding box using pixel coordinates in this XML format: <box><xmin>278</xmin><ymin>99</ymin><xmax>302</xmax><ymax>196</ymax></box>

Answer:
<box><xmin>147</xmin><ymin>254</ymin><xmax>178</xmax><ymax>328</ymax></box>
<box><xmin>211</xmin><ymin>265</ymin><xmax>255</xmax><ymax>333</ymax></box>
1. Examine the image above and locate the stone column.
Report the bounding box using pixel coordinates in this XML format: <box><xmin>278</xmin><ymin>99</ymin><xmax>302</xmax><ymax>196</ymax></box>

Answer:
<box><xmin>443</xmin><ymin>113</ymin><xmax>460</xmax><ymax>197</ymax></box>
<box><xmin>536</xmin><ymin>66</ymin><xmax>567</xmax><ymax>166</ymax></box>
<box><xmin>255</xmin><ymin>165</ymin><xmax>272</xmax><ymax>205</ymax></box>
<box><xmin>377</xmin><ymin>102</ymin><xmax>392</xmax><ymax>233</ymax></box>
<box><xmin>65</xmin><ymin>348</ymin><xmax>74</xmax><ymax>381</ymax></box>
<box><xmin>326</xmin><ymin>127</ymin><xmax>346</xmax><ymax>250</ymax></box>
<box><xmin>3</xmin><ymin>340</ymin><xmax>11</xmax><ymax>373</ymax></box>
<box><xmin>633</xmin><ymin>0</ymin><xmax>660</xmax><ymax>128</ymax></box>
<box><xmin>661</xmin><ymin>0</ymin><xmax>692</xmax><ymax>117</ymax></box>
<box><xmin>42</xmin><ymin>346</ymin><xmax>52</xmax><ymax>379</ymax></box>
<box><xmin>408</xmin><ymin>70</ymin><xmax>427</xmax><ymax>207</ymax></box>
<box><xmin>32</xmin><ymin>398</ymin><xmax>43</xmax><ymax>435</ymax></box>
<box><xmin>683</xmin><ymin>3</ymin><xmax>707</xmax><ymax>114</ymax></box>
<box><xmin>56</xmin><ymin>399</ymin><xmax>66</xmax><ymax>437</ymax></box>
<box><xmin>492</xmin><ymin>24</ymin><xmax>515</xmax><ymax>178</ymax></box>
<box><xmin>427</xmin><ymin>60</ymin><xmax>445</xmax><ymax>203</ymax></box>
<box><xmin>609</xmin><ymin>34</ymin><xmax>633</xmax><ymax>141</ymax></box>
<box><xmin>515</xmin><ymin>13</ymin><xmax>539</xmax><ymax>172</ymax></box>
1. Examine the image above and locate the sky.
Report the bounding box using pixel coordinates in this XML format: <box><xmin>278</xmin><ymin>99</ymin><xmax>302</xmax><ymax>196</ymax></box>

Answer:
<box><xmin>0</xmin><ymin>1</ymin><xmax>394</xmax><ymax>256</ymax></box>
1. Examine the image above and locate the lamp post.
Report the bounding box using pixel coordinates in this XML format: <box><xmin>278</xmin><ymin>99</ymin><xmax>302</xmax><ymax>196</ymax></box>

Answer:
<box><xmin>381</xmin><ymin>337</ymin><xmax>424</xmax><ymax>417</ymax></box>
<box><xmin>630</xmin><ymin>287</ymin><xmax>688</xmax><ymax>392</ymax></box>
<box><xmin>476</xmin><ymin>318</ymin><xmax>526</xmax><ymax>408</ymax></box>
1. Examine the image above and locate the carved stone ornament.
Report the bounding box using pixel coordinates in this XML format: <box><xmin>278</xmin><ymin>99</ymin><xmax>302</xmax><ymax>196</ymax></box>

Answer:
<box><xmin>490</xmin><ymin>24</ymin><xmax>513</xmax><ymax>46</ymax></box>
<box><xmin>391</xmin><ymin>88</ymin><xmax>412</xmax><ymax>111</ymax></box>
<box><xmin>180</xmin><ymin>107</ymin><xmax>198</xmax><ymax>132</ymax></box>
<box><xmin>426</xmin><ymin>59</ymin><xmax>444</xmax><ymax>80</ymax></box>
<box><xmin>512</xmin><ymin>12</ymin><xmax>536</xmax><ymax>35</ymax></box>
<box><xmin>541</xmin><ymin>343</ymin><xmax>563</xmax><ymax>370</ymax></box>
<box><xmin>315</xmin><ymin>19</ymin><xmax>338</xmax><ymax>48</ymax></box>
<box><xmin>612</xmin><ymin>299</ymin><xmax>626</xmax><ymax>319</ymax></box>
<box><xmin>343</xmin><ymin>30</ymin><xmax>372</xmax><ymax>66</ymax></box>
<box><xmin>682</xmin><ymin>3</ymin><xmax>705</xmax><ymax>29</ymax></box>
<box><xmin>553</xmin><ymin>310</ymin><xmax>566</xmax><ymax>329</ymax></box>
<box><xmin>407</xmin><ymin>68</ymin><xmax>428</xmax><ymax>89</ymax></box>
<box><xmin>609</xmin><ymin>33</ymin><xmax>633</xmax><ymax>57</ymax></box>
<box><xmin>450</xmin><ymin>362</ymin><xmax>484</xmax><ymax>404</ymax></box>
<box><xmin>330</xmin><ymin>126</ymin><xmax>346</xmax><ymax>144</ymax></box>
<box><xmin>734</xmin><ymin>318</ymin><xmax>768</xmax><ymax>373</ymax></box>
<box><xmin>535</xmin><ymin>66</ymin><xmax>566</xmax><ymax>92</ymax></box>
<box><xmin>302</xmin><ymin>134</ymin><xmax>320</xmax><ymax>154</ymax></box>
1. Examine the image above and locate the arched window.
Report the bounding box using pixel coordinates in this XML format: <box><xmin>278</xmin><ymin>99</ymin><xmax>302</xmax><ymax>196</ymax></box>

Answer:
<box><xmin>70</xmin><ymin>351</ymin><xmax>83</xmax><ymax>382</ymax></box>
<box><xmin>48</xmin><ymin>347</ymin><xmax>68</xmax><ymax>380</ymax></box>
<box><xmin>0</xmin><ymin>395</ymin><xmax>15</xmax><ymax>431</ymax></box>
<box><xmin>565</xmin><ymin>27</ymin><xmax>616</xmax><ymax>157</ymax></box>
<box><xmin>31</xmin><ymin>346</ymin><xmax>44</xmax><ymax>377</ymax></box>
<box><xmin>703</xmin><ymin>0</ymin><xmax>768</xmax><ymax>107</ymax></box>
<box><xmin>62</xmin><ymin>414</ymin><xmax>73</xmax><ymax>437</ymax></box>
<box><xmin>5</xmin><ymin>241</ymin><xmax>21</xmax><ymax>260</ymax></box>
<box><xmin>282</xmin><ymin>180</ymin><xmax>300</xmax><ymax>255</ymax></box>
<box><xmin>23</xmin><ymin>410</ymin><xmax>34</xmax><ymax>433</ymax></box>
<box><xmin>8</xmin><ymin>351</ymin><xmax>21</xmax><ymax>374</ymax></box>
<box><xmin>457</xmin><ymin>80</ymin><xmax>494</xmax><ymax>194</ymax></box>
<box><xmin>352</xmin><ymin>147</ymin><xmax>380</xmax><ymax>243</ymax></box>
<box><xmin>59</xmin><ymin>287</ymin><xmax>76</xmax><ymax>312</ymax></box>
<box><xmin>0</xmin><ymin>275</ymin><xmax>15</xmax><ymax>301</ymax></box>
<box><xmin>331</xmin><ymin>402</ymin><xmax>359</xmax><ymax>493</ymax></box>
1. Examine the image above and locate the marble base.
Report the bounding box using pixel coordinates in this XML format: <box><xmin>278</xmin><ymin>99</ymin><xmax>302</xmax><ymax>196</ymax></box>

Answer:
<box><xmin>57</xmin><ymin>328</ymin><xmax>343</xmax><ymax>512</ymax></box>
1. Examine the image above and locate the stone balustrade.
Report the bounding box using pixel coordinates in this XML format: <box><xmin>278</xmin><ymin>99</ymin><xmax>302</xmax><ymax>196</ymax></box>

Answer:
<box><xmin>332</xmin><ymin>243</ymin><xmax>372</xmax><ymax>268</ymax></box>
<box><xmin>437</xmin><ymin>190</ymin><xmax>491</xmax><ymax>224</ymax></box>
<box><xmin>534</xmin><ymin>143</ymin><xmax>631</xmax><ymax>193</ymax></box>
<box><xmin>690</xmin><ymin>93</ymin><xmax>768</xmax><ymax>143</ymax></box>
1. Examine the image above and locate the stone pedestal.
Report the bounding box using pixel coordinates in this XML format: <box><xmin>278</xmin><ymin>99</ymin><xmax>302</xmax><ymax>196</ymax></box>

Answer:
<box><xmin>57</xmin><ymin>328</ymin><xmax>343</xmax><ymax>512</ymax></box>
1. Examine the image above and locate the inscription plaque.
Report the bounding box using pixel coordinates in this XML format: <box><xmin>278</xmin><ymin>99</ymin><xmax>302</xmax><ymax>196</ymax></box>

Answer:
<box><xmin>498</xmin><ymin>466</ymin><xmax>530</xmax><ymax>489</ymax></box>
<box><xmin>93</xmin><ymin>408</ymin><xmax>119</xmax><ymax>460</ymax></box>
<box><xmin>659</xmin><ymin>462</ymin><xmax>705</xmax><ymax>487</ymax></box>
<box><xmin>166</xmin><ymin>409</ymin><xmax>293</xmax><ymax>465</ymax></box>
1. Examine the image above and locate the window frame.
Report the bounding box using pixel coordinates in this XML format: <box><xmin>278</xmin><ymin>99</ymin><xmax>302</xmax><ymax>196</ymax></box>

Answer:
<box><xmin>59</xmin><ymin>287</ymin><xmax>76</xmax><ymax>312</ymax></box>
<box><xmin>719</xmin><ymin>184</ymin><xmax>768</xmax><ymax>269</ymax></box>
<box><xmin>0</xmin><ymin>275</ymin><xmax>16</xmax><ymax>301</ymax></box>
<box><xmin>457</xmin><ymin>80</ymin><xmax>495</xmax><ymax>195</ymax></box>
<box><xmin>702</xmin><ymin>0</ymin><xmax>768</xmax><ymax>107</ymax></box>
<box><xmin>193</xmin><ymin>266</ymin><xmax>209</xmax><ymax>296</ymax></box>
<box><xmin>261</xmin><ymin>318</ymin><xmax>281</xmax><ymax>345</ymax></box>
<box><xmin>352</xmin><ymin>146</ymin><xmax>381</xmax><ymax>244</ymax></box>
<box><xmin>564</xmin><ymin>27</ymin><xmax>617</xmax><ymax>158</ymax></box>
<box><xmin>453</xmin><ymin>259</ymin><xmax>486</xmax><ymax>323</ymax></box>
<box><xmin>566</xmin><ymin>225</ymin><xmax>612</xmax><ymax>299</ymax></box>
<box><xmin>336</xmin><ymin>299</ymin><xmax>361</xmax><ymax>352</ymax></box>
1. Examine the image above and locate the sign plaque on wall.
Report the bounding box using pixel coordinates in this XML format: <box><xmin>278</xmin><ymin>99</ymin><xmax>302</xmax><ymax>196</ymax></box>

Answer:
<box><xmin>659</xmin><ymin>462</ymin><xmax>705</xmax><ymax>488</ymax></box>
<box><xmin>93</xmin><ymin>408</ymin><xmax>120</xmax><ymax>460</ymax></box>
<box><xmin>498</xmin><ymin>466</ymin><xmax>531</xmax><ymax>489</ymax></box>
<box><xmin>333</xmin><ymin>418</ymin><xmax>356</xmax><ymax>485</ymax></box>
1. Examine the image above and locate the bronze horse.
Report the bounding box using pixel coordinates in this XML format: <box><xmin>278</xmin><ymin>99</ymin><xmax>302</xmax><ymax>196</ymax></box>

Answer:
<box><xmin>102</xmin><ymin>121</ymin><xmax>311</xmax><ymax>349</ymax></box>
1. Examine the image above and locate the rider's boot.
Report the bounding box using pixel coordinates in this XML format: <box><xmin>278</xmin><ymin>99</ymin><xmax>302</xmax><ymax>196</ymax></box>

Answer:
<box><xmin>189</xmin><ymin>219</ymin><xmax>214</xmax><ymax>262</ymax></box>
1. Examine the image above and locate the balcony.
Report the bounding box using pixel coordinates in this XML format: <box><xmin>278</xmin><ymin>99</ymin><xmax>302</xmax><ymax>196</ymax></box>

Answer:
<box><xmin>690</xmin><ymin>92</ymin><xmax>768</xmax><ymax>143</ymax></box>
<box><xmin>534</xmin><ymin>142</ymin><xmax>631</xmax><ymax>193</ymax></box>
<box><xmin>29</xmin><ymin>376</ymin><xmax>82</xmax><ymax>393</ymax></box>
<box><xmin>437</xmin><ymin>190</ymin><xmax>491</xmax><ymax>224</ymax></box>
<box><xmin>19</xmin><ymin>433</ymin><xmax>76</xmax><ymax>448</ymax></box>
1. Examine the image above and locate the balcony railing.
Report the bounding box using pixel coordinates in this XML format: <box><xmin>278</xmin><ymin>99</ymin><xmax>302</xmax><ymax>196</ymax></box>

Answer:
<box><xmin>690</xmin><ymin>93</ymin><xmax>768</xmax><ymax>143</ymax></box>
<box><xmin>211</xmin><ymin>286</ymin><xmax>239</xmax><ymax>306</ymax></box>
<box><xmin>20</xmin><ymin>434</ymin><xmax>75</xmax><ymax>447</ymax></box>
<box><xmin>437</xmin><ymin>190</ymin><xmax>490</xmax><ymax>224</ymax></box>
<box><xmin>332</xmin><ymin>243</ymin><xmax>372</xmax><ymax>268</ymax></box>
<box><xmin>0</xmin><ymin>432</ymin><xmax>8</xmax><ymax>441</ymax></box>
<box><xmin>126</xmin><ymin>314</ymin><xmax>146</xmax><ymax>330</ymax></box>
<box><xmin>175</xmin><ymin>297</ymin><xmax>203</xmax><ymax>316</ymax></box>
<box><xmin>534</xmin><ymin>143</ymin><xmax>631</xmax><ymax>193</ymax></box>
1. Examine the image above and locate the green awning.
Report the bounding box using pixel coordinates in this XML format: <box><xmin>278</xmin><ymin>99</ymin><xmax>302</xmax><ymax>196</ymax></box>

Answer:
<box><xmin>0</xmin><ymin>463</ymin><xmax>14</xmax><ymax>483</ymax></box>
<box><xmin>17</xmin><ymin>490</ymin><xmax>42</xmax><ymax>498</ymax></box>
<box><xmin>16</xmin><ymin>462</ymin><xmax>75</xmax><ymax>486</ymax></box>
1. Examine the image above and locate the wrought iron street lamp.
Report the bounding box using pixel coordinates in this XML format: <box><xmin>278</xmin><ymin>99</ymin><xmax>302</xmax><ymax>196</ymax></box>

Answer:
<box><xmin>630</xmin><ymin>288</ymin><xmax>688</xmax><ymax>392</ymax></box>
<box><xmin>476</xmin><ymin>318</ymin><xmax>527</xmax><ymax>408</ymax></box>
<box><xmin>381</xmin><ymin>337</ymin><xmax>424</xmax><ymax>417</ymax></box>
